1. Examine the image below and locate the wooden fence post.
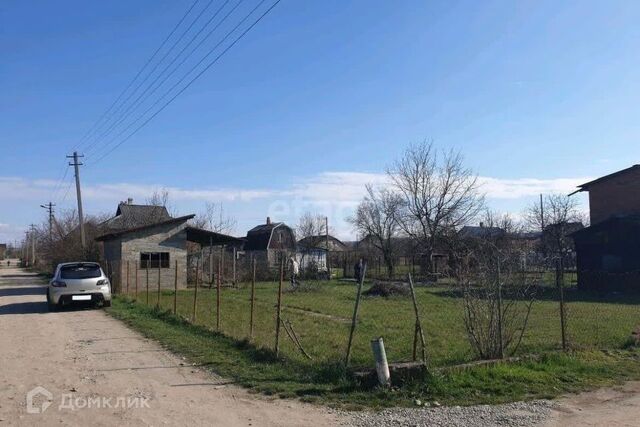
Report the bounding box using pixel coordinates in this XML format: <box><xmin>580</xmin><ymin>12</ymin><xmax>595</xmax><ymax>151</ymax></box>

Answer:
<box><xmin>192</xmin><ymin>258</ymin><xmax>199</xmax><ymax>322</ymax></box>
<box><xmin>157</xmin><ymin>261</ymin><xmax>161</xmax><ymax>308</ymax></box>
<box><xmin>173</xmin><ymin>259</ymin><xmax>178</xmax><ymax>315</ymax></box>
<box><xmin>216</xmin><ymin>255</ymin><xmax>221</xmax><ymax>330</ymax></box>
<box><xmin>345</xmin><ymin>262</ymin><xmax>367</xmax><ymax>366</ymax></box>
<box><xmin>232</xmin><ymin>247</ymin><xmax>237</xmax><ymax>288</ymax></box>
<box><xmin>275</xmin><ymin>256</ymin><xmax>284</xmax><ymax>356</ymax></box>
<box><xmin>134</xmin><ymin>260</ymin><xmax>138</xmax><ymax>301</ymax></box>
<box><xmin>250</xmin><ymin>255</ymin><xmax>256</xmax><ymax>339</ymax></box>
<box><xmin>408</xmin><ymin>273</ymin><xmax>427</xmax><ymax>364</ymax></box>
<box><xmin>145</xmin><ymin>262</ymin><xmax>149</xmax><ymax>305</ymax></box>
<box><xmin>126</xmin><ymin>260</ymin><xmax>130</xmax><ymax>295</ymax></box>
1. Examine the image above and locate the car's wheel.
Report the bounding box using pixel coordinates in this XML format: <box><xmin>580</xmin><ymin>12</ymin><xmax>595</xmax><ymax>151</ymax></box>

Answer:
<box><xmin>102</xmin><ymin>300</ymin><xmax>111</xmax><ymax>308</ymax></box>
<box><xmin>48</xmin><ymin>301</ymin><xmax>58</xmax><ymax>312</ymax></box>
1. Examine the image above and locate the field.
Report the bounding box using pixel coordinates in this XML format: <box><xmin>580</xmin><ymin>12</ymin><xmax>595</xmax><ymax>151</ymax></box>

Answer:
<box><xmin>123</xmin><ymin>277</ymin><xmax>640</xmax><ymax>369</ymax></box>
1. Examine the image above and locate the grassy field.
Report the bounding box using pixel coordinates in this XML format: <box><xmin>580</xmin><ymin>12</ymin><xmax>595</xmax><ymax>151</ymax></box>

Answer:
<box><xmin>107</xmin><ymin>297</ymin><xmax>640</xmax><ymax>408</ymax></box>
<box><xmin>123</xmin><ymin>278</ymin><xmax>640</xmax><ymax>369</ymax></box>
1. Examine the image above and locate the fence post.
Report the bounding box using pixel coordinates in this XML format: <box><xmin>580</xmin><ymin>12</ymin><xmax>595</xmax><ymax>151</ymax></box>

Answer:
<box><xmin>275</xmin><ymin>256</ymin><xmax>284</xmax><ymax>356</ymax></box>
<box><xmin>220</xmin><ymin>246</ymin><xmax>225</xmax><ymax>284</ymax></box>
<box><xmin>250</xmin><ymin>255</ymin><xmax>256</xmax><ymax>339</ymax></box>
<box><xmin>233</xmin><ymin>247</ymin><xmax>237</xmax><ymax>287</ymax></box>
<box><xmin>557</xmin><ymin>257</ymin><xmax>567</xmax><ymax>351</ymax></box>
<box><xmin>192</xmin><ymin>258</ymin><xmax>199</xmax><ymax>322</ymax></box>
<box><xmin>146</xmin><ymin>262</ymin><xmax>149</xmax><ymax>305</ymax></box>
<box><xmin>126</xmin><ymin>260</ymin><xmax>130</xmax><ymax>295</ymax></box>
<box><xmin>173</xmin><ymin>259</ymin><xmax>178</xmax><ymax>315</ymax></box>
<box><xmin>134</xmin><ymin>260</ymin><xmax>138</xmax><ymax>301</ymax></box>
<box><xmin>216</xmin><ymin>255</ymin><xmax>221</xmax><ymax>331</ymax></box>
<box><xmin>408</xmin><ymin>273</ymin><xmax>427</xmax><ymax>364</ymax></box>
<box><xmin>345</xmin><ymin>262</ymin><xmax>367</xmax><ymax>366</ymax></box>
<box><xmin>496</xmin><ymin>257</ymin><xmax>504</xmax><ymax>359</ymax></box>
<box><xmin>157</xmin><ymin>262</ymin><xmax>161</xmax><ymax>308</ymax></box>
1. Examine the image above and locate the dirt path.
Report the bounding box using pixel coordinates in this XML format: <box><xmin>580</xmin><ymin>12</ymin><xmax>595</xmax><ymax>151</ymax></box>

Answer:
<box><xmin>0</xmin><ymin>265</ymin><xmax>342</xmax><ymax>426</ymax></box>
<box><xmin>543</xmin><ymin>381</ymin><xmax>640</xmax><ymax>427</ymax></box>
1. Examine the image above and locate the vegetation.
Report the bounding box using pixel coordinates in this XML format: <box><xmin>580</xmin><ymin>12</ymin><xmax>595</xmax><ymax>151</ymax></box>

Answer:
<box><xmin>108</xmin><ymin>294</ymin><xmax>640</xmax><ymax>408</ymax></box>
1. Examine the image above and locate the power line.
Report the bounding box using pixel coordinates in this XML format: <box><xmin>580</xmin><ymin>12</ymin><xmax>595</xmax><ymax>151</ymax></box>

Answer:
<box><xmin>91</xmin><ymin>0</ymin><xmax>280</xmax><ymax>164</ymax></box>
<box><xmin>74</xmin><ymin>0</ymin><xmax>201</xmax><ymax>153</ymax></box>
<box><xmin>81</xmin><ymin>0</ymin><xmax>216</xmax><ymax>155</ymax></box>
<box><xmin>84</xmin><ymin>0</ymin><xmax>236</xmax><ymax>157</ymax></box>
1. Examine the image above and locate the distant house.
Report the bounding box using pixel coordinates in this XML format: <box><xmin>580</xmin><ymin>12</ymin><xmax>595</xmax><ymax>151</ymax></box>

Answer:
<box><xmin>458</xmin><ymin>223</ymin><xmax>506</xmax><ymax>240</ymax></box>
<box><xmin>571</xmin><ymin>166</ymin><xmax>640</xmax><ymax>291</ymax></box>
<box><xmin>297</xmin><ymin>235</ymin><xmax>347</xmax><ymax>252</ymax></box>
<box><xmin>243</xmin><ymin>217</ymin><xmax>296</xmax><ymax>268</ymax></box>
<box><xmin>95</xmin><ymin>200</ymin><xmax>241</xmax><ymax>290</ymax></box>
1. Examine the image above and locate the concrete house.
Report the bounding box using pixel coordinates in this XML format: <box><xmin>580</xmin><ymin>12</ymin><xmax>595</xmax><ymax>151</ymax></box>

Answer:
<box><xmin>95</xmin><ymin>200</ymin><xmax>240</xmax><ymax>290</ymax></box>
<box><xmin>571</xmin><ymin>165</ymin><xmax>640</xmax><ymax>291</ymax></box>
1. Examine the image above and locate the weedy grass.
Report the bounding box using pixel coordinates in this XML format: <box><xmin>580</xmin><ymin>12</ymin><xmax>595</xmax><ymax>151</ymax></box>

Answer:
<box><xmin>108</xmin><ymin>292</ymin><xmax>640</xmax><ymax>409</ymax></box>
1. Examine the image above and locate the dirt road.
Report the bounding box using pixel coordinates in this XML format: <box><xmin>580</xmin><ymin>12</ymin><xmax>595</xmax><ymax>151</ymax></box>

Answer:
<box><xmin>3</xmin><ymin>264</ymin><xmax>640</xmax><ymax>426</ymax></box>
<box><xmin>0</xmin><ymin>265</ymin><xmax>342</xmax><ymax>426</ymax></box>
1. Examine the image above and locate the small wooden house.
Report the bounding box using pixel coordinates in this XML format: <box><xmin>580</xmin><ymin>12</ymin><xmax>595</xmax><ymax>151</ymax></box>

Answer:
<box><xmin>243</xmin><ymin>217</ymin><xmax>296</xmax><ymax>268</ymax></box>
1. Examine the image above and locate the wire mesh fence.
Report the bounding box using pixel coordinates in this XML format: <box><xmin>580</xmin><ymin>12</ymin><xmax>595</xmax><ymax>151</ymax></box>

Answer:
<box><xmin>103</xmin><ymin>251</ymin><xmax>640</xmax><ymax>371</ymax></box>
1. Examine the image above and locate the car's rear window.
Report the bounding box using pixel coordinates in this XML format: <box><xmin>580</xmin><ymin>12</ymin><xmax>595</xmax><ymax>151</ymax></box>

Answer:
<box><xmin>60</xmin><ymin>264</ymin><xmax>102</xmax><ymax>279</ymax></box>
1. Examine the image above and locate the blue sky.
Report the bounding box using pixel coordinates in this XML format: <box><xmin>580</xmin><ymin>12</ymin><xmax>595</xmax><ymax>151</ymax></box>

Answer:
<box><xmin>1</xmin><ymin>0</ymin><xmax>639</xmax><ymax>243</ymax></box>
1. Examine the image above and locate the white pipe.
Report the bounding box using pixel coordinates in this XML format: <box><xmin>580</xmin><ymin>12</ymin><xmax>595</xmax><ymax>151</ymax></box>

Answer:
<box><xmin>370</xmin><ymin>337</ymin><xmax>391</xmax><ymax>386</ymax></box>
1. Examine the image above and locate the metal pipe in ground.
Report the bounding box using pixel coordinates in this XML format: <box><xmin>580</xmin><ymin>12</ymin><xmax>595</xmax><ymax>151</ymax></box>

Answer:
<box><xmin>370</xmin><ymin>337</ymin><xmax>391</xmax><ymax>386</ymax></box>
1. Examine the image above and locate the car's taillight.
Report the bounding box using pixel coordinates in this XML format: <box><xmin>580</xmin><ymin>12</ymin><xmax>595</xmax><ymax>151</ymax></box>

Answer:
<box><xmin>51</xmin><ymin>280</ymin><xmax>66</xmax><ymax>287</ymax></box>
<box><xmin>97</xmin><ymin>279</ymin><xmax>110</xmax><ymax>287</ymax></box>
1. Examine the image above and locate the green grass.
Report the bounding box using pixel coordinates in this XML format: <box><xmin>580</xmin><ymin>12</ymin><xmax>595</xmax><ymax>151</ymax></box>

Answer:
<box><xmin>107</xmin><ymin>296</ymin><xmax>640</xmax><ymax>408</ymax></box>
<box><xmin>123</xmin><ymin>279</ymin><xmax>640</xmax><ymax>368</ymax></box>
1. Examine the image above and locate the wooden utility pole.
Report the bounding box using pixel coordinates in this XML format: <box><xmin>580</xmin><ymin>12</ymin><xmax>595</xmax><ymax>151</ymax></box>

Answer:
<box><xmin>67</xmin><ymin>152</ymin><xmax>86</xmax><ymax>253</ymax></box>
<box><xmin>325</xmin><ymin>216</ymin><xmax>330</xmax><ymax>278</ymax></box>
<box><xmin>40</xmin><ymin>202</ymin><xmax>55</xmax><ymax>242</ymax></box>
<box><xmin>29</xmin><ymin>224</ymin><xmax>37</xmax><ymax>266</ymax></box>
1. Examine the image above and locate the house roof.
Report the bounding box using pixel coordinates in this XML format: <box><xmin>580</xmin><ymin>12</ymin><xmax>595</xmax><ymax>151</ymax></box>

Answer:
<box><xmin>458</xmin><ymin>225</ymin><xmax>505</xmax><ymax>239</ymax></box>
<box><xmin>298</xmin><ymin>234</ymin><xmax>347</xmax><ymax>251</ymax></box>
<box><xmin>184</xmin><ymin>226</ymin><xmax>243</xmax><ymax>246</ymax></box>
<box><xmin>244</xmin><ymin>221</ymin><xmax>288</xmax><ymax>251</ymax></box>
<box><xmin>99</xmin><ymin>203</ymin><xmax>172</xmax><ymax>231</ymax></box>
<box><xmin>570</xmin><ymin>215</ymin><xmax>640</xmax><ymax>239</ymax></box>
<box><xmin>95</xmin><ymin>214</ymin><xmax>195</xmax><ymax>241</ymax></box>
<box><xmin>570</xmin><ymin>165</ymin><xmax>640</xmax><ymax>195</ymax></box>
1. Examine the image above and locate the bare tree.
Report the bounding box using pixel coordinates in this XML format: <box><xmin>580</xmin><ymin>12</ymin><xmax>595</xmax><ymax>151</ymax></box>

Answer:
<box><xmin>295</xmin><ymin>212</ymin><xmax>327</xmax><ymax>241</ymax></box>
<box><xmin>191</xmin><ymin>202</ymin><xmax>236</xmax><ymax>235</ymax></box>
<box><xmin>388</xmin><ymin>141</ymin><xmax>484</xmax><ymax>273</ymax></box>
<box><xmin>524</xmin><ymin>194</ymin><xmax>584</xmax><ymax>259</ymax></box>
<box><xmin>146</xmin><ymin>188</ymin><xmax>171</xmax><ymax>207</ymax></box>
<box><xmin>348</xmin><ymin>184</ymin><xmax>403</xmax><ymax>277</ymax></box>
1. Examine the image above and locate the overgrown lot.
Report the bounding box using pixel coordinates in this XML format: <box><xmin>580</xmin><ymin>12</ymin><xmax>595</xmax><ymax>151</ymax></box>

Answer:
<box><xmin>107</xmin><ymin>279</ymin><xmax>640</xmax><ymax>408</ymax></box>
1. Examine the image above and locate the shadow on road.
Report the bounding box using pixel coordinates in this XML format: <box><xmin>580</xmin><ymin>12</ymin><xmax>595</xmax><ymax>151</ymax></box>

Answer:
<box><xmin>0</xmin><ymin>286</ymin><xmax>46</xmax><ymax>297</ymax></box>
<box><xmin>0</xmin><ymin>301</ymin><xmax>48</xmax><ymax>315</ymax></box>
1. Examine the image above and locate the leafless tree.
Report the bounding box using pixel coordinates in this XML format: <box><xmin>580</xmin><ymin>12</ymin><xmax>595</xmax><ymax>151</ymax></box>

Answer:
<box><xmin>191</xmin><ymin>202</ymin><xmax>236</xmax><ymax>235</ymax></box>
<box><xmin>524</xmin><ymin>194</ymin><xmax>585</xmax><ymax>260</ymax></box>
<box><xmin>146</xmin><ymin>188</ymin><xmax>171</xmax><ymax>207</ymax></box>
<box><xmin>388</xmin><ymin>141</ymin><xmax>485</xmax><ymax>272</ymax></box>
<box><xmin>348</xmin><ymin>184</ymin><xmax>403</xmax><ymax>277</ymax></box>
<box><xmin>295</xmin><ymin>212</ymin><xmax>327</xmax><ymax>241</ymax></box>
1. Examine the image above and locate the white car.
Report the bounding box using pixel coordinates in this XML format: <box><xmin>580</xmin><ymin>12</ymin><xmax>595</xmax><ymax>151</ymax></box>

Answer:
<box><xmin>47</xmin><ymin>262</ymin><xmax>112</xmax><ymax>311</ymax></box>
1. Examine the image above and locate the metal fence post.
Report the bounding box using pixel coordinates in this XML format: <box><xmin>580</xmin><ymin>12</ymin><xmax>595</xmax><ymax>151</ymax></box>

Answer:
<box><xmin>250</xmin><ymin>255</ymin><xmax>256</xmax><ymax>339</ymax></box>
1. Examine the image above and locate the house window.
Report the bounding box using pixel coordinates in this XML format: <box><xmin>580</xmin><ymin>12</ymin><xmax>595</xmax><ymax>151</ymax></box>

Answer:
<box><xmin>140</xmin><ymin>252</ymin><xmax>170</xmax><ymax>269</ymax></box>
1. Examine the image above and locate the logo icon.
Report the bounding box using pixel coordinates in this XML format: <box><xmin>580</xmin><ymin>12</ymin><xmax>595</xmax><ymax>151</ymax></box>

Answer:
<box><xmin>26</xmin><ymin>386</ymin><xmax>53</xmax><ymax>414</ymax></box>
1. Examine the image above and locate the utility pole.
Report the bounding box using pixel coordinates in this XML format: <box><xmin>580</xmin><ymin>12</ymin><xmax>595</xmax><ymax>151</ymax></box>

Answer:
<box><xmin>40</xmin><ymin>202</ymin><xmax>55</xmax><ymax>242</ymax></box>
<box><xmin>325</xmin><ymin>216</ymin><xmax>330</xmax><ymax>279</ymax></box>
<box><xmin>539</xmin><ymin>194</ymin><xmax>545</xmax><ymax>232</ymax></box>
<box><xmin>67</xmin><ymin>152</ymin><xmax>86</xmax><ymax>254</ymax></box>
<box><xmin>29</xmin><ymin>224</ymin><xmax>37</xmax><ymax>266</ymax></box>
